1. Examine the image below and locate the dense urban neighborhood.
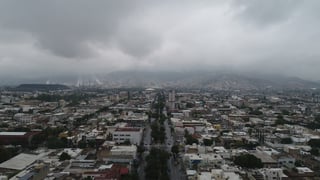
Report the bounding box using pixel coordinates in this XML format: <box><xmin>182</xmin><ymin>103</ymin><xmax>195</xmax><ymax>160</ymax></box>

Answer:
<box><xmin>2</xmin><ymin>0</ymin><xmax>320</xmax><ymax>179</ymax></box>
<box><xmin>0</xmin><ymin>85</ymin><xmax>319</xmax><ymax>180</ymax></box>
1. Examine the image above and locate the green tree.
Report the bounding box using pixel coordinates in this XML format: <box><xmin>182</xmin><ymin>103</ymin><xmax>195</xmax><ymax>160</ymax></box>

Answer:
<box><xmin>47</xmin><ymin>137</ymin><xmax>67</xmax><ymax>149</ymax></box>
<box><xmin>83</xmin><ymin>176</ymin><xmax>94</xmax><ymax>180</ymax></box>
<box><xmin>282</xmin><ymin>110</ymin><xmax>290</xmax><ymax>115</ymax></box>
<box><xmin>122</xmin><ymin>173</ymin><xmax>139</xmax><ymax>180</ymax></box>
<box><xmin>11</xmin><ymin>126</ymin><xmax>31</xmax><ymax>132</ymax></box>
<box><xmin>137</xmin><ymin>145</ymin><xmax>144</xmax><ymax>155</ymax></box>
<box><xmin>234</xmin><ymin>154</ymin><xmax>263</xmax><ymax>169</ymax></box>
<box><xmin>310</xmin><ymin>148</ymin><xmax>319</xmax><ymax>156</ymax></box>
<box><xmin>88</xmin><ymin>140</ymin><xmax>96</xmax><ymax>148</ymax></box>
<box><xmin>171</xmin><ymin>145</ymin><xmax>179</xmax><ymax>155</ymax></box>
<box><xmin>243</xmin><ymin>142</ymin><xmax>259</xmax><ymax>150</ymax></box>
<box><xmin>145</xmin><ymin>148</ymin><xmax>170</xmax><ymax>180</ymax></box>
<box><xmin>295</xmin><ymin>160</ymin><xmax>303</xmax><ymax>167</ymax></box>
<box><xmin>186</xmin><ymin>102</ymin><xmax>195</xmax><ymax>108</ymax></box>
<box><xmin>78</xmin><ymin>140</ymin><xmax>87</xmax><ymax>149</ymax></box>
<box><xmin>185</xmin><ymin>134</ymin><xmax>199</xmax><ymax>145</ymax></box>
<box><xmin>249</xmin><ymin>110</ymin><xmax>263</xmax><ymax>115</ymax></box>
<box><xmin>275</xmin><ymin>116</ymin><xmax>292</xmax><ymax>126</ymax></box>
<box><xmin>308</xmin><ymin>139</ymin><xmax>320</xmax><ymax>148</ymax></box>
<box><xmin>0</xmin><ymin>123</ymin><xmax>9</xmax><ymax>128</ymax></box>
<box><xmin>44</xmin><ymin>126</ymin><xmax>67</xmax><ymax>137</ymax></box>
<box><xmin>203</xmin><ymin>138</ymin><xmax>214</xmax><ymax>146</ymax></box>
<box><xmin>30</xmin><ymin>132</ymin><xmax>46</xmax><ymax>148</ymax></box>
<box><xmin>122</xmin><ymin>139</ymin><xmax>131</xmax><ymax>145</ymax></box>
<box><xmin>59</xmin><ymin>152</ymin><xmax>71</xmax><ymax>161</ymax></box>
<box><xmin>0</xmin><ymin>147</ymin><xmax>13</xmax><ymax>163</ymax></box>
<box><xmin>277</xmin><ymin>115</ymin><xmax>283</xmax><ymax>119</ymax></box>
<box><xmin>280</xmin><ymin>138</ymin><xmax>292</xmax><ymax>144</ymax></box>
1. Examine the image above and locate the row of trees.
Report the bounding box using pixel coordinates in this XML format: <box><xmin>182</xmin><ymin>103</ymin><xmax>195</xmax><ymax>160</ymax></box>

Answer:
<box><xmin>151</xmin><ymin>122</ymin><xmax>166</xmax><ymax>144</ymax></box>
<box><xmin>145</xmin><ymin>148</ymin><xmax>170</xmax><ymax>180</ymax></box>
<box><xmin>145</xmin><ymin>92</ymin><xmax>170</xmax><ymax>180</ymax></box>
<box><xmin>32</xmin><ymin>93</ymin><xmax>95</xmax><ymax>105</ymax></box>
<box><xmin>151</xmin><ymin>92</ymin><xmax>167</xmax><ymax>144</ymax></box>
<box><xmin>30</xmin><ymin>126</ymin><xmax>67</xmax><ymax>149</ymax></box>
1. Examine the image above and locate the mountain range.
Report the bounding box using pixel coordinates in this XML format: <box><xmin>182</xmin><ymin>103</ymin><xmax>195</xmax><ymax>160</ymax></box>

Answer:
<box><xmin>3</xmin><ymin>71</ymin><xmax>320</xmax><ymax>90</ymax></box>
<box><xmin>83</xmin><ymin>71</ymin><xmax>320</xmax><ymax>90</ymax></box>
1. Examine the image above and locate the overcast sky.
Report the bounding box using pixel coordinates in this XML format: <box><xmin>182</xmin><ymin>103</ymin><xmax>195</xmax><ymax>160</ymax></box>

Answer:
<box><xmin>0</xmin><ymin>0</ymin><xmax>320</xmax><ymax>83</ymax></box>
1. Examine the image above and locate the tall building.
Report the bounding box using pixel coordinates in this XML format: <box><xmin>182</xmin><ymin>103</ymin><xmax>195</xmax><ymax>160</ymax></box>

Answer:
<box><xmin>168</xmin><ymin>90</ymin><xmax>175</xmax><ymax>111</ymax></box>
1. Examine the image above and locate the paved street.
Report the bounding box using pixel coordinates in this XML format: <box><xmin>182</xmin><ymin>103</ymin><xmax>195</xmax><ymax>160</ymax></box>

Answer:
<box><xmin>138</xmin><ymin>123</ymin><xmax>152</xmax><ymax>180</ymax></box>
<box><xmin>164</xmin><ymin>118</ymin><xmax>186</xmax><ymax>180</ymax></box>
<box><xmin>138</xmin><ymin>93</ymin><xmax>186</xmax><ymax>180</ymax></box>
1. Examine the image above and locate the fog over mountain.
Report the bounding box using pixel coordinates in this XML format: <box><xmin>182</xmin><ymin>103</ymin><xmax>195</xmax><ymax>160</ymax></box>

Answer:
<box><xmin>3</xmin><ymin>70</ymin><xmax>319</xmax><ymax>90</ymax></box>
<box><xmin>93</xmin><ymin>71</ymin><xmax>319</xmax><ymax>90</ymax></box>
<box><xmin>1</xmin><ymin>1</ymin><xmax>320</xmax><ymax>84</ymax></box>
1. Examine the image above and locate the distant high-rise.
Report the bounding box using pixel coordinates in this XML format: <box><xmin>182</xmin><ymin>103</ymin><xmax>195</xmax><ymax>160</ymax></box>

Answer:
<box><xmin>168</xmin><ymin>90</ymin><xmax>175</xmax><ymax>111</ymax></box>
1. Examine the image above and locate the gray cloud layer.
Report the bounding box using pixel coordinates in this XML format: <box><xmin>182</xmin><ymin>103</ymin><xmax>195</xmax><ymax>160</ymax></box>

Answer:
<box><xmin>0</xmin><ymin>0</ymin><xmax>320</xmax><ymax>82</ymax></box>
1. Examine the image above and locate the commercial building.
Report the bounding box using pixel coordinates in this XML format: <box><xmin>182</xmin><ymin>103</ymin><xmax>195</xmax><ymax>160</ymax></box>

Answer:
<box><xmin>0</xmin><ymin>132</ymin><xmax>40</xmax><ymax>146</ymax></box>
<box><xmin>112</xmin><ymin>127</ymin><xmax>142</xmax><ymax>145</ymax></box>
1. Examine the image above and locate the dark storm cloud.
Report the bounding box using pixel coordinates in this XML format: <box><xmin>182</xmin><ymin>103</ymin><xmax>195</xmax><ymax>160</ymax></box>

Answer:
<box><xmin>0</xmin><ymin>0</ymin><xmax>320</xmax><ymax>82</ymax></box>
<box><xmin>0</xmin><ymin>0</ymin><xmax>138</xmax><ymax>57</ymax></box>
<box><xmin>115</xmin><ymin>24</ymin><xmax>163</xmax><ymax>57</ymax></box>
<box><xmin>233</xmin><ymin>0</ymin><xmax>302</xmax><ymax>26</ymax></box>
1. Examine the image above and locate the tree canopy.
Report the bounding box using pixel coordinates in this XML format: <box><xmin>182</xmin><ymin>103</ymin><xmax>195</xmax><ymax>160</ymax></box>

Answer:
<box><xmin>310</xmin><ymin>148</ymin><xmax>319</xmax><ymax>156</ymax></box>
<box><xmin>203</xmin><ymin>138</ymin><xmax>214</xmax><ymax>146</ymax></box>
<box><xmin>59</xmin><ymin>152</ymin><xmax>71</xmax><ymax>161</ymax></box>
<box><xmin>280</xmin><ymin>138</ymin><xmax>293</xmax><ymax>144</ymax></box>
<box><xmin>171</xmin><ymin>145</ymin><xmax>179</xmax><ymax>155</ymax></box>
<box><xmin>184</xmin><ymin>131</ymin><xmax>199</xmax><ymax>145</ymax></box>
<box><xmin>308</xmin><ymin>139</ymin><xmax>320</xmax><ymax>148</ymax></box>
<box><xmin>145</xmin><ymin>148</ymin><xmax>170</xmax><ymax>180</ymax></box>
<box><xmin>234</xmin><ymin>154</ymin><xmax>263</xmax><ymax>169</ymax></box>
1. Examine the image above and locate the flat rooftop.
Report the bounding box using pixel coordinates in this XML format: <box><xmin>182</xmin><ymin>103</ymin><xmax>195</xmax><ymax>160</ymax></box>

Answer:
<box><xmin>252</xmin><ymin>152</ymin><xmax>277</xmax><ymax>163</ymax></box>
<box><xmin>0</xmin><ymin>132</ymin><xmax>27</xmax><ymax>136</ymax></box>
<box><xmin>111</xmin><ymin>145</ymin><xmax>137</xmax><ymax>152</ymax></box>
<box><xmin>115</xmin><ymin>128</ymin><xmax>141</xmax><ymax>132</ymax></box>
<box><xmin>0</xmin><ymin>153</ymin><xmax>39</xmax><ymax>170</ymax></box>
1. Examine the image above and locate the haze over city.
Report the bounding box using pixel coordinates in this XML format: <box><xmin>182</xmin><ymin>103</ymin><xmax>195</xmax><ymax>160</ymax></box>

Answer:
<box><xmin>2</xmin><ymin>1</ymin><xmax>320</xmax><ymax>180</ymax></box>
<box><xmin>0</xmin><ymin>0</ymin><xmax>320</xmax><ymax>85</ymax></box>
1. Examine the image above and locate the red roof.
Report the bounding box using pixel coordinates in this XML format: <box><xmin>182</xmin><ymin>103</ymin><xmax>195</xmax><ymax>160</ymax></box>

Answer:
<box><xmin>192</xmin><ymin>133</ymin><xmax>202</xmax><ymax>139</ymax></box>
<box><xmin>83</xmin><ymin>164</ymin><xmax>129</xmax><ymax>180</ymax></box>
<box><xmin>120</xmin><ymin>167</ymin><xmax>129</xmax><ymax>175</ymax></box>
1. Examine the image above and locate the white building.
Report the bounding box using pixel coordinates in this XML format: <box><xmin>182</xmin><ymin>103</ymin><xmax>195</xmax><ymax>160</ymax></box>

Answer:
<box><xmin>110</xmin><ymin>145</ymin><xmax>137</xmax><ymax>159</ymax></box>
<box><xmin>260</xmin><ymin>168</ymin><xmax>288</xmax><ymax>180</ymax></box>
<box><xmin>212</xmin><ymin>146</ymin><xmax>231</xmax><ymax>159</ymax></box>
<box><xmin>210</xmin><ymin>169</ymin><xmax>242</xmax><ymax>180</ymax></box>
<box><xmin>112</xmin><ymin>127</ymin><xmax>142</xmax><ymax>145</ymax></box>
<box><xmin>277</xmin><ymin>156</ymin><xmax>295</xmax><ymax>168</ymax></box>
<box><xmin>105</xmin><ymin>145</ymin><xmax>138</xmax><ymax>169</ymax></box>
<box><xmin>183</xmin><ymin>153</ymin><xmax>224</xmax><ymax>169</ymax></box>
<box><xmin>13</xmin><ymin>113</ymin><xmax>33</xmax><ymax>124</ymax></box>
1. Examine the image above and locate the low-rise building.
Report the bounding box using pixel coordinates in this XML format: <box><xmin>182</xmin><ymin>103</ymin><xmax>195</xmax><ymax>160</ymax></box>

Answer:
<box><xmin>112</xmin><ymin>127</ymin><xmax>142</xmax><ymax>145</ymax></box>
<box><xmin>0</xmin><ymin>131</ymin><xmax>40</xmax><ymax>146</ymax></box>
<box><xmin>259</xmin><ymin>168</ymin><xmax>288</xmax><ymax>180</ymax></box>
